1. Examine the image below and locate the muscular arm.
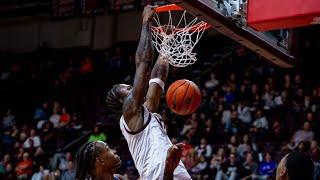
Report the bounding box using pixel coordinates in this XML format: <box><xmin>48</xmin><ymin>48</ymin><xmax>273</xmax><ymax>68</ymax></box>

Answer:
<box><xmin>122</xmin><ymin>6</ymin><xmax>155</xmax><ymax>132</ymax></box>
<box><xmin>144</xmin><ymin>55</ymin><xmax>169</xmax><ymax>113</ymax></box>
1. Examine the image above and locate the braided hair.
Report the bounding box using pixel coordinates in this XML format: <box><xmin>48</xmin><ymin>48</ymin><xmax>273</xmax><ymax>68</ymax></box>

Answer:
<box><xmin>75</xmin><ymin>142</ymin><xmax>101</xmax><ymax>180</ymax></box>
<box><xmin>106</xmin><ymin>85</ymin><xmax>123</xmax><ymax>113</ymax></box>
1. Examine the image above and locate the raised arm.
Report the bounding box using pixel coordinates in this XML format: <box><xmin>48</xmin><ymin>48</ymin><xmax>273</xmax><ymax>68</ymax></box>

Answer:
<box><xmin>144</xmin><ymin>55</ymin><xmax>169</xmax><ymax>113</ymax></box>
<box><xmin>122</xmin><ymin>5</ymin><xmax>156</xmax><ymax>131</ymax></box>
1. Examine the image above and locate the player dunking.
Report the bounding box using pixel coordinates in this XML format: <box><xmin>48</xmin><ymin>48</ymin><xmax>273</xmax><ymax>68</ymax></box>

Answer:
<box><xmin>106</xmin><ymin>5</ymin><xmax>191</xmax><ymax>180</ymax></box>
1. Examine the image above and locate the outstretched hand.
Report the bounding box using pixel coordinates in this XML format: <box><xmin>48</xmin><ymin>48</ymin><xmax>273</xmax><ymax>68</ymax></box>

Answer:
<box><xmin>164</xmin><ymin>143</ymin><xmax>185</xmax><ymax>176</ymax></box>
<box><xmin>142</xmin><ymin>5</ymin><xmax>157</xmax><ymax>23</ymax></box>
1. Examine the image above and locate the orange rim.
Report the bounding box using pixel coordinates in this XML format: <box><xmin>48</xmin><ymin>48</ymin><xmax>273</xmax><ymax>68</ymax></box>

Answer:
<box><xmin>153</xmin><ymin>4</ymin><xmax>211</xmax><ymax>32</ymax></box>
<box><xmin>152</xmin><ymin>23</ymin><xmax>211</xmax><ymax>33</ymax></box>
<box><xmin>155</xmin><ymin>4</ymin><xmax>184</xmax><ymax>13</ymax></box>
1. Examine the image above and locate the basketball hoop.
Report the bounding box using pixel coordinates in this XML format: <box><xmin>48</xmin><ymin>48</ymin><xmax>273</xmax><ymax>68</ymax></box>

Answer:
<box><xmin>152</xmin><ymin>4</ymin><xmax>211</xmax><ymax>67</ymax></box>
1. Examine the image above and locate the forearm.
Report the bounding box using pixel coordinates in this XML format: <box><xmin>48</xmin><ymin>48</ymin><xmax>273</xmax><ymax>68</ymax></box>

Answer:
<box><xmin>164</xmin><ymin>168</ymin><xmax>174</xmax><ymax>180</ymax></box>
<box><xmin>135</xmin><ymin>20</ymin><xmax>154</xmax><ymax>65</ymax></box>
<box><xmin>150</xmin><ymin>55</ymin><xmax>169</xmax><ymax>82</ymax></box>
<box><xmin>143</xmin><ymin>55</ymin><xmax>169</xmax><ymax>112</ymax></box>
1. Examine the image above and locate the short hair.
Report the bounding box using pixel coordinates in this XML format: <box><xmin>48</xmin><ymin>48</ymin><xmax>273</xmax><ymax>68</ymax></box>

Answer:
<box><xmin>285</xmin><ymin>152</ymin><xmax>314</xmax><ymax>180</ymax></box>
<box><xmin>106</xmin><ymin>85</ymin><xmax>123</xmax><ymax>113</ymax></box>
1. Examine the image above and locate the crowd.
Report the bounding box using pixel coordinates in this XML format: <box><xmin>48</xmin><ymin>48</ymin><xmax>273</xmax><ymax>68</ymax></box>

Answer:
<box><xmin>164</xmin><ymin>68</ymin><xmax>320</xmax><ymax>179</ymax></box>
<box><xmin>0</xmin><ymin>46</ymin><xmax>125</xmax><ymax>179</ymax></box>
<box><xmin>0</xmin><ymin>35</ymin><xmax>319</xmax><ymax>180</ymax></box>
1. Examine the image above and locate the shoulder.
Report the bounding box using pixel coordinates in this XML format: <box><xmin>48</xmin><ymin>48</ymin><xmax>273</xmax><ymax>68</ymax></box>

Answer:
<box><xmin>120</xmin><ymin>106</ymin><xmax>153</xmax><ymax>135</ymax></box>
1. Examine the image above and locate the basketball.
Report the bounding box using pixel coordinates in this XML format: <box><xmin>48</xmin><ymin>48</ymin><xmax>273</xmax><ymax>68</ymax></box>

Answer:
<box><xmin>166</xmin><ymin>79</ymin><xmax>201</xmax><ymax>115</ymax></box>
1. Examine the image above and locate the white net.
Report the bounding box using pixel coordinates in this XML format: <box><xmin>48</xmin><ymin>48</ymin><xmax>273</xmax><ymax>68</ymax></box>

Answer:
<box><xmin>152</xmin><ymin>8</ymin><xmax>209</xmax><ymax>67</ymax></box>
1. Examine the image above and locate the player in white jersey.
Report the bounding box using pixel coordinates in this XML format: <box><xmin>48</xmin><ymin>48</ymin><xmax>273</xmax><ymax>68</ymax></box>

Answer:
<box><xmin>106</xmin><ymin>5</ymin><xmax>191</xmax><ymax>180</ymax></box>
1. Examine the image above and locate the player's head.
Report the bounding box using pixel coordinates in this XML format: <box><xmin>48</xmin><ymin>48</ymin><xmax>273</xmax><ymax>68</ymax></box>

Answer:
<box><xmin>276</xmin><ymin>152</ymin><xmax>314</xmax><ymax>180</ymax></box>
<box><xmin>75</xmin><ymin>141</ymin><xmax>121</xmax><ymax>180</ymax></box>
<box><xmin>106</xmin><ymin>84</ymin><xmax>132</xmax><ymax>113</ymax></box>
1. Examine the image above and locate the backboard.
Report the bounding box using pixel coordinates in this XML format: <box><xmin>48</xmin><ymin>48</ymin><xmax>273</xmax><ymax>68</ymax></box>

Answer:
<box><xmin>168</xmin><ymin>0</ymin><xmax>298</xmax><ymax>68</ymax></box>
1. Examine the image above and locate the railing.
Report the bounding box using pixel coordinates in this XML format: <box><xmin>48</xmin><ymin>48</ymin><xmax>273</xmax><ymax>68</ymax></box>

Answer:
<box><xmin>57</xmin><ymin>130</ymin><xmax>92</xmax><ymax>153</ymax></box>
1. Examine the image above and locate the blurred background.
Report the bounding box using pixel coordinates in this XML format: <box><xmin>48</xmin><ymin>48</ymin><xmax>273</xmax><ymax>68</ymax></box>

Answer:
<box><xmin>0</xmin><ymin>0</ymin><xmax>320</xmax><ymax>179</ymax></box>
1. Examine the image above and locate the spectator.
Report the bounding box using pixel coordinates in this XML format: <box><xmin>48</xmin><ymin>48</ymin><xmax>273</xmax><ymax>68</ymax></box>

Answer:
<box><xmin>271</xmin><ymin>120</ymin><xmax>282</xmax><ymax>142</ymax></box>
<box><xmin>298</xmin><ymin>141</ymin><xmax>311</xmax><ymax>153</ymax></box>
<box><xmin>215</xmin><ymin>153</ymin><xmax>241</xmax><ymax>180</ymax></box>
<box><xmin>61</xmin><ymin>161</ymin><xmax>75</xmax><ymax>180</ymax></box>
<box><xmin>210</xmin><ymin>147</ymin><xmax>227</xmax><ymax>174</ymax></box>
<box><xmin>70</xmin><ymin>113</ymin><xmax>83</xmax><ymax>131</ymax></box>
<box><xmin>2</xmin><ymin>109</ymin><xmax>15</xmax><ymax>129</ymax></box>
<box><xmin>291</xmin><ymin>121</ymin><xmax>314</xmax><ymax>146</ymax></box>
<box><xmin>237</xmin><ymin>101</ymin><xmax>252</xmax><ymax>125</ymax></box>
<box><xmin>40</xmin><ymin>122</ymin><xmax>56</xmax><ymax>154</ymax></box>
<box><xmin>4</xmin><ymin>163</ymin><xmax>14</xmax><ymax>179</ymax></box>
<box><xmin>237</xmin><ymin>134</ymin><xmax>257</xmax><ymax>158</ymax></box>
<box><xmin>227</xmin><ymin>135</ymin><xmax>238</xmax><ymax>151</ymax></box>
<box><xmin>31</xmin><ymin>165</ymin><xmax>49</xmax><ymax>180</ymax></box>
<box><xmin>59</xmin><ymin>152</ymin><xmax>73</xmax><ymax>171</ymax></box>
<box><xmin>16</xmin><ymin>147</ymin><xmax>25</xmax><ymax>162</ymax></box>
<box><xmin>80</xmin><ymin>57</ymin><xmax>93</xmax><ymax>74</ymax></box>
<box><xmin>205</xmin><ymin>72</ymin><xmax>219</xmax><ymax>90</ymax></box>
<box><xmin>306</xmin><ymin>112</ymin><xmax>320</xmax><ymax>141</ymax></box>
<box><xmin>194</xmin><ymin>138</ymin><xmax>213</xmax><ymax>159</ymax></box>
<box><xmin>19</xmin><ymin>126</ymin><xmax>28</xmax><ymax>142</ymax></box>
<box><xmin>224</xmin><ymin>85</ymin><xmax>236</xmax><ymax>106</ymax></box>
<box><xmin>258</xmin><ymin>152</ymin><xmax>277</xmax><ymax>179</ymax></box>
<box><xmin>227</xmin><ymin>110</ymin><xmax>241</xmax><ymax>134</ymax></box>
<box><xmin>262</xmin><ymin>84</ymin><xmax>275</xmax><ymax>110</ymax></box>
<box><xmin>50</xmin><ymin>152</ymin><xmax>73</xmax><ymax>171</ymax></box>
<box><xmin>59</xmin><ymin>107</ymin><xmax>71</xmax><ymax>127</ymax></box>
<box><xmin>311</xmin><ymin>140</ymin><xmax>320</xmax><ymax>162</ymax></box>
<box><xmin>222</xmin><ymin>106</ymin><xmax>232</xmax><ymax>132</ymax></box>
<box><xmin>33</xmin><ymin>147</ymin><xmax>48</xmax><ymax>170</ymax></box>
<box><xmin>23</xmin><ymin>129</ymin><xmax>41</xmax><ymax>149</ymax></box>
<box><xmin>252</xmin><ymin>110</ymin><xmax>269</xmax><ymax>130</ymax></box>
<box><xmin>204</xmin><ymin>118</ymin><xmax>214</xmax><ymax>143</ymax></box>
<box><xmin>15</xmin><ymin>152</ymin><xmax>33</xmax><ymax>179</ymax></box>
<box><xmin>242</xmin><ymin>152</ymin><xmax>258</xmax><ymax>179</ymax></box>
<box><xmin>33</xmin><ymin>102</ymin><xmax>48</xmax><ymax>121</ymax></box>
<box><xmin>0</xmin><ymin>154</ymin><xmax>11</xmax><ymax>175</ymax></box>
<box><xmin>88</xmin><ymin>125</ymin><xmax>107</xmax><ymax>142</ymax></box>
<box><xmin>190</xmin><ymin>155</ymin><xmax>208</xmax><ymax>178</ymax></box>
<box><xmin>2</xmin><ymin>130</ymin><xmax>14</xmax><ymax>152</ymax></box>
<box><xmin>53</xmin><ymin>101</ymin><xmax>61</xmax><ymax>113</ymax></box>
<box><xmin>11</xmin><ymin>125</ymin><xmax>20</xmax><ymax>139</ymax></box>
<box><xmin>180</xmin><ymin>118</ymin><xmax>192</xmax><ymax>136</ymax></box>
<box><xmin>49</xmin><ymin>108</ymin><xmax>60</xmax><ymax>128</ymax></box>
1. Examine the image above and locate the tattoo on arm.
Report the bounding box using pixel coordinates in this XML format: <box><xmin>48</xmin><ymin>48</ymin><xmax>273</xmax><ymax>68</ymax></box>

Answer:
<box><xmin>123</xmin><ymin>19</ymin><xmax>154</xmax><ymax>129</ymax></box>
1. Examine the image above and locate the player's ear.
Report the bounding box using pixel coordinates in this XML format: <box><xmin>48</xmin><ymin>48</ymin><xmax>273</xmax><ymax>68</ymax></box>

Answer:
<box><xmin>279</xmin><ymin>167</ymin><xmax>287</xmax><ymax>177</ymax></box>
<box><xmin>96</xmin><ymin>157</ymin><xmax>105</xmax><ymax>165</ymax></box>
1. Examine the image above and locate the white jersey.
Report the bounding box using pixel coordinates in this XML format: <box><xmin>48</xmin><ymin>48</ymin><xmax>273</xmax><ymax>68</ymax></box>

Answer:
<box><xmin>120</xmin><ymin>106</ymin><xmax>191</xmax><ymax>180</ymax></box>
